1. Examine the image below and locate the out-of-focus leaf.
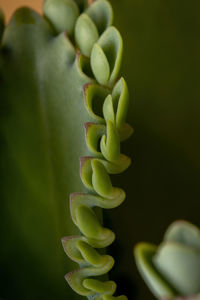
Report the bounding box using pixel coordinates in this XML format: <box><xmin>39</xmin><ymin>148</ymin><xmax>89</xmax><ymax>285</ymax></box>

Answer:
<box><xmin>0</xmin><ymin>6</ymin><xmax>93</xmax><ymax>299</ymax></box>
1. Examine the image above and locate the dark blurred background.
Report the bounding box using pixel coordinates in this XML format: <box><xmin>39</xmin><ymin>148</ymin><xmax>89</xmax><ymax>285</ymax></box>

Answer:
<box><xmin>108</xmin><ymin>0</ymin><xmax>200</xmax><ymax>299</ymax></box>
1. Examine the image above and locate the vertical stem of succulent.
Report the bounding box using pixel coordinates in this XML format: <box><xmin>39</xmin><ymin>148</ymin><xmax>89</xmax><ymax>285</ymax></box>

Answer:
<box><xmin>43</xmin><ymin>0</ymin><xmax>133</xmax><ymax>299</ymax></box>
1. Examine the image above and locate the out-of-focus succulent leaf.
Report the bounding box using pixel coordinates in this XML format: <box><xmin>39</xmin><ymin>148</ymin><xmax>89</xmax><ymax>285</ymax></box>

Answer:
<box><xmin>135</xmin><ymin>221</ymin><xmax>200</xmax><ymax>299</ymax></box>
<box><xmin>0</xmin><ymin>5</ymin><xmax>93</xmax><ymax>299</ymax></box>
<box><xmin>134</xmin><ymin>243</ymin><xmax>176</xmax><ymax>299</ymax></box>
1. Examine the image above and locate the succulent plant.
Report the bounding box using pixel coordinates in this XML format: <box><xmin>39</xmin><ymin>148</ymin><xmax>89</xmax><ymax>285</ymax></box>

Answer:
<box><xmin>135</xmin><ymin>221</ymin><xmax>200</xmax><ymax>300</ymax></box>
<box><xmin>0</xmin><ymin>0</ymin><xmax>132</xmax><ymax>299</ymax></box>
<box><xmin>0</xmin><ymin>0</ymin><xmax>200</xmax><ymax>300</ymax></box>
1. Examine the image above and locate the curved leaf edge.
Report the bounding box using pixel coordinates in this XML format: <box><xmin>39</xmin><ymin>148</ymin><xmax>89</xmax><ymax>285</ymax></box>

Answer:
<box><xmin>134</xmin><ymin>220</ymin><xmax>200</xmax><ymax>300</ymax></box>
<box><xmin>42</xmin><ymin>0</ymin><xmax>133</xmax><ymax>299</ymax></box>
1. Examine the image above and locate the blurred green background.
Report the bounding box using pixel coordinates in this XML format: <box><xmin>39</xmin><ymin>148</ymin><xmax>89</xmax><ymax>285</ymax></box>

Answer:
<box><xmin>0</xmin><ymin>0</ymin><xmax>200</xmax><ymax>299</ymax></box>
<box><xmin>109</xmin><ymin>0</ymin><xmax>200</xmax><ymax>299</ymax></box>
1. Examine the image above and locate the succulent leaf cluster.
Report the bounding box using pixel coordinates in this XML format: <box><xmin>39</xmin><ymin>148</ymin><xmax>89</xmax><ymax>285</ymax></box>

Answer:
<box><xmin>44</xmin><ymin>0</ymin><xmax>133</xmax><ymax>299</ymax></box>
<box><xmin>1</xmin><ymin>1</ymin><xmax>200</xmax><ymax>300</ymax></box>
<box><xmin>1</xmin><ymin>0</ymin><xmax>132</xmax><ymax>299</ymax></box>
<box><xmin>135</xmin><ymin>221</ymin><xmax>200</xmax><ymax>300</ymax></box>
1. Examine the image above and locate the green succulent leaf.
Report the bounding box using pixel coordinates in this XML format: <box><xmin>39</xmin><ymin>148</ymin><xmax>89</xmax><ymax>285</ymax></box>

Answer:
<box><xmin>85</xmin><ymin>122</ymin><xmax>106</xmax><ymax>157</ymax></box>
<box><xmin>75</xmin><ymin>13</ymin><xmax>99</xmax><ymax>57</ymax></box>
<box><xmin>134</xmin><ymin>243</ymin><xmax>176</xmax><ymax>299</ymax></box>
<box><xmin>0</xmin><ymin>0</ymin><xmax>133</xmax><ymax>298</ymax></box>
<box><xmin>56</xmin><ymin>1</ymin><xmax>132</xmax><ymax>298</ymax></box>
<box><xmin>135</xmin><ymin>221</ymin><xmax>200</xmax><ymax>299</ymax></box>
<box><xmin>4</xmin><ymin>0</ymin><xmax>200</xmax><ymax>300</ymax></box>
<box><xmin>97</xmin><ymin>26</ymin><xmax>123</xmax><ymax>86</ymax></box>
<box><xmin>91</xmin><ymin>42</ymin><xmax>111</xmax><ymax>86</ymax></box>
<box><xmin>0</xmin><ymin>3</ymin><xmax>93</xmax><ymax>299</ymax></box>
<box><xmin>85</xmin><ymin>0</ymin><xmax>113</xmax><ymax>34</ymax></box>
<box><xmin>164</xmin><ymin>221</ymin><xmax>200</xmax><ymax>250</ymax></box>
<box><xmin>154</xmin><ymin>242</ymin><xmax>200</xmax><ymax>296</ymax></box>
<box><xmin>100</xmin><ymin>120</ymin><xmax>120</xmax><ymax>163</ymax></box>
<box><xmin>43</xmin><ymin>0</ymin><xmax>79</xmax><ymax>34</ymax></box>
<box><xmin>1</xmin><ymin>1</ymin><xmax>200</xmax><ymax>300</ymax></box>
<box><xmin>84</xmin><ymin>82</ymin><xmax>110</xmax><ymax>123</ymax></box>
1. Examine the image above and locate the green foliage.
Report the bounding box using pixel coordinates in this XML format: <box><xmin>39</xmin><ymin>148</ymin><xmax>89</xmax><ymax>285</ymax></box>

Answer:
<box><xmin>135</xmin><ymin>221</ymin><xmax>200</xmax><ymax>299</ymax></box>
<box><xmin>1</xmin><ymin>0</ymin><xmax>200</xmax><ymax>299</ymax></box>
<box><xmin>0</xmin><ymin>0</ymin><xmax>132</xmax><ymax>299</ymax></box>
<box><xmin>55</xmin><ymin>1</ymin><xmax>132</xmax><ymax>298</ymax></box>
<box><xmin>0</xmin><ymin>2</ymin><xmax>93</xmax><ymax>299</ymax></box>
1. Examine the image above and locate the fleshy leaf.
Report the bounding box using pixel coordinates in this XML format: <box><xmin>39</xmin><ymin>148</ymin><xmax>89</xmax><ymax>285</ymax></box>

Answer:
<box><xmin>62</xmin><ymin>236</ymin><xmax>87</xmax><ymax>264</ymax></box>
<box><xmin>164</xmin><ymin>220</ymin><xmax>200</xmax><ymax>250</ymax></box>
<box><xmin>65</xmin><ymin>255</ymin><xmax>114</xmax><ymax>295</ymax></box>
<box><xmin>85</xmin><ymin>122</ymin><xmax>105</xmax><ymax>157</ymax></box>
<box><xmin>154</xmin><ymin>242</ymin><xmax>200</xmax><ymax>295</ymax></box>
<box><xmin>91</xmin><ymin>159</ymin><xmax>114</xmax><ymax>196</ymax></box>
<box><xmin>103</xmin><ymin>94</ymin><xmax>115</xmax><ymax>123</ymax></box>
<box><xmin>91</xmin><ymin>42</ymin><xmax>110</xmax><ymax>85</ymax></box>
<box><xmin>0</xmin><ymin>1</ymin><xmax>132</xmax><ymax>299</ymax></box>
<box><xmin>103</xmin><ymin>78</ymin><xmax>134</xmax><ymax>141</ymax></box>
<box><xmin>0</xmin><ymin>5</ymin><xmax>92</xmax><ymax>299</ymax></box>
<box><xmin>75</xmin><ymin>13</ymin><xmax>99</xmax><ymax>56</ymax></box>
<box><xmin>100</xmin><ymin>119</ymin><xmax>120</xmax><ymax>163</ymax></box>
<box><xmin>84</xmin><ymin>83</ymin><xmax>109</xmax><ymax>123</ymax></box>
<box><xmin>112</xmin><ymin>77</ymin><xmax>129</xmax><ymax>130</ymax></box>
<box><xmin>43</xmin><ymin>0</ymin><xmax>79</xmax><ymax>34</ymax></box>
<box><xmin>85</xmin><ymin>0</ymin><xmax>113</xmax><ymax>34</ymax></box>
<box><xmin>75</xmin><ymin>205</ymin><xmax>115</xmax><ymax>248</ymax></box>
<box><xmin>97</xmin><ymin>26</ymin><xmax>123</xmax><ymax>86</ymax></box>
<box><xmin>135</xmin><ymin>221</ymin><xmax>200</xmax><ymax>299</ymax></box>
<box><xmin>83</xmin><ymin>278</ymin><xmax>116</xmax><ymax>294</ymax></box>
<box><xmin>134</xmin><ymin>243</ymin><xmax>177</xmax><ymax>299</ymax></box>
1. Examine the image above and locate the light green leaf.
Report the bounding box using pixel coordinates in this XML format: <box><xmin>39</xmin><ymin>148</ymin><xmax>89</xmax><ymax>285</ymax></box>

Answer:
<box><xmin>43</xmin><ymin>0</ymin><xmax>79</xmax><ymax>34</ymax></box>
